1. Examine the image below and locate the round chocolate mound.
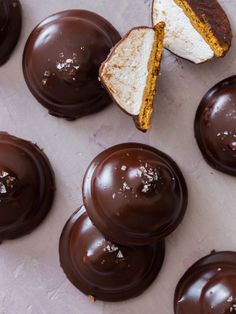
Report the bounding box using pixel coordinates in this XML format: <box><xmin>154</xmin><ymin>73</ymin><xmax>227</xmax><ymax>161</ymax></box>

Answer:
<box><xmin>83</xmin><ymin>143</ymin><xmax>188</xmax><ymax>246</ymax></box>
<box><xmin>0</xmin><ymin>132</ymin><xmax>55</xmax><ymax>241</ymax></box>
<box><xmin>23</xmin><ymin>10</ymin><xmax>121</xmax><ymax>120</ymax></box>
<box><xmin>195</xmin><ymin>76</ymin><xmax>236</xmax><ymax>176</ymax></box>
<box><xmin>175</xmin><ymin>251</ymin><xmax>236</xmax><ymax>314</ymax></box>
<box><xmin>59</xmin><ymin>206</ymin><xmax>165</xmax><ymax>302</ymax></box>
<box><xmin>0</xmin><ymin>0</ymin><xmax>22</xmax><ymax>65</ymax></box>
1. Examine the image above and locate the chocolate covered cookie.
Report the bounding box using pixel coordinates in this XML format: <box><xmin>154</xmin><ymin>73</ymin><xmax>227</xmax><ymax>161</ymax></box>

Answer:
<box><xmin>0</xmin><ymin>133</ymin><xmax>55</xmax><ymax>241</ymax></box>
<box><xmin>23</xmin><ymin>10</ymin><xmax>120</xmax><ymax>120</ymax></box>
<box><xmin>59</xmin><ymin>206</ymin><xmax>165</xmax><ymax>301</ymax></box>
<box><xmin>83</xmin><ymin>143</ymin><xmax>188</xmax><ymax>246</ymax></box>
<box><xmin>195</xmin><ymin>76</ymin><xmax>236</xmax><ymax>176</ymax></box>
<box><xmin>175</xmin><ymin>251</ymin><xmax>236</xmax><ymax>314</ymax></box>
<box><xmin>0</xmin><ymin>0</ymin><xmax>21</xmax><ymax>65</ymax></box>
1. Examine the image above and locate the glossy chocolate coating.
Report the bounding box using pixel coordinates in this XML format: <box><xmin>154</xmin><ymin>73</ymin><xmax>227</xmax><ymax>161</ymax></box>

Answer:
<box><xmin>0</xmin><ymin>0</ymin><xmax>21</xmax><ymax>65</ymax></box>
<box><xmin>0</xmin><ymin>133</ymin><xmax>55</xmax><ymax>241</ymax></box>
<box><xmin>186</xmin><ymin>0</ymin><xmax>232</xmax><ymax>50</ymax></box>
<box><xmin>83</xmin><ymin>143</ymin><xmax>188</xmax><ymax>246</ymax></box>
<box><xmin>195</xmin><ymin>76</ymin><xmax>236</xmax><ymax>176</ymax></box>
<box><xmin>59</xmin><ymin>206</ymin><xmax>165</xmax><ymax>302</ymax></box>
<box><xmin>23</xmin><ymin>10</ymin><xmax>121</xmax><ymax>120</ymax></box>
<box><xmin>175</xmin><ymin>251</ymin><xmax>236</xmax><ymax>314</ymax></box>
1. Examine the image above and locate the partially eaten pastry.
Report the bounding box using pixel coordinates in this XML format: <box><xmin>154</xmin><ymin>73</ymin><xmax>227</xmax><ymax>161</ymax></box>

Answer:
<box><xmin>152</xmin><ymin>0</ymin><xmax>232</xmax><ymax>64</ymax></box>
<box><xmin>100</xmin><ymin>23</ymin><xmax>165</xmax><ymax>132</ymax></box>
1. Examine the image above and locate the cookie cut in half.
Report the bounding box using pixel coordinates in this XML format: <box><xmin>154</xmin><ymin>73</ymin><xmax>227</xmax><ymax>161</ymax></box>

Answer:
<box><xmin>152</xmin><ymin>0</ymin><xmax>232</xmax><ymax>64</ymax></box>
<box><xmin>100</xmin><ymin>23</ymin><xmax>165</xmax><ymax>132</ymax></box>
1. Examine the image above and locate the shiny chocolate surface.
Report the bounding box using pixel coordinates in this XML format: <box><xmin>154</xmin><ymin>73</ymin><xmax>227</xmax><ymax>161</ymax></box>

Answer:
<box><xmin>83</xmin><ymin>143</ymin><xmax>188</xmax><ymax>246</ymax></box>
<box><xmin>195</xmin><ymin>76</ymin><xmax>236</xmax><ymax>176</ymax></box>
<box><xmin>175</xmin><ymin>251</ymin><xmax>236</xmax><ymax>314</ymax></box>
<box><xmin>0</xmin><ymin>132</ymin><xmax>55</xmax><ymax>241</ymax></box>
<box><xmin>59</xmin><ymin>206</ymin><xmax>165</xmax><ymax>301</ymax></box>
<box><xmin>0</xmin><ymin>0</ymin><xmax>21</xmax><ymax>65</ymax></box>
<box><xmin>23</xmin><ymin>10</ymin><xmax>120</xmax><ymax>120</ymax></box>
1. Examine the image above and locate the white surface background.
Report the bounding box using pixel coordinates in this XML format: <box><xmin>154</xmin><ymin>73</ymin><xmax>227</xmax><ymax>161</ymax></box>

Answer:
<box><xmin>0</xmin><ymin>0</ymin><xmax>235</xmax><ymax>313</ymax></box>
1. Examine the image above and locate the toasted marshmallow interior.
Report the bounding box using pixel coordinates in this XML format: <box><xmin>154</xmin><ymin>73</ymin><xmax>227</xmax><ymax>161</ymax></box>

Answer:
<box><xmin>153</xmin><ymin>0</ymin><xmax>214</xmax><ymax>63</ymax></box>
<box><xmin>101</xmin><ymin>28</ymin><xmax>155</xmax><ymax>116</ymax></box>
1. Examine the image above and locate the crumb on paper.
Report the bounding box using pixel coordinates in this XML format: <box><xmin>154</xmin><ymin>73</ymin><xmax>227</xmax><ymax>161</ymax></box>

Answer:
<box><xmin>88</xmin><ymin>295</ymin><xmax>96</xmax><ymax>302</ymax></box>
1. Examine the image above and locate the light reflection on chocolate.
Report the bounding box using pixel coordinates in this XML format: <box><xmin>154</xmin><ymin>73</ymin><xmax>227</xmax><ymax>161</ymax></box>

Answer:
<box><xmin>23</xmin><ymin>10</ymin><xmax>121</xmax><ymax>120</ymax></box>
<box><xmin>83</xmin><ymin>143</ymin><xmax>188</xmax><ymax>246</ymax></box>
<box><xmin>0</xmin><ymin>0</ymin><xmax>21</xmax><ymax>65</ymax></box>
<box><xmin>0</xmin><ymin>132</ymin><xmax>55</xmax><ymax>241</ymax></box>
<box><xmin>195</xmin><ymin>76</ymin><xmax>236</xmax><ymax>176</ymax></box>
<box><xmin>59</xmin><ymin>206</ymin><xmax>165</xmax><ymax>301</ymax></box>
<box><xmin>175</xmin><ymin>251</ymin><xmax>236</xmax><ymax>314</ymax></box>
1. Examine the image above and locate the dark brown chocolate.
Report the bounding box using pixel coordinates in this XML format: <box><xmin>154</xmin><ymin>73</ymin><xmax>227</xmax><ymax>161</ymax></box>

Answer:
<box><xmin>23</xmin><ymin>10</ymin><xmax>121</xmax><ymax>120</ymax></box>
<box><xmin>195</xmin><ymin>76</ymin><xmax>236</xmax><ymax>177</ymax></box>
<box><xmin>0</xmin><ymin>132</ymin><xmax>55</xmax><ymax>241</ymax></box>
<box><xmin>175</xmin><ymin>251</ymin><xmax>236</xmax><ymax>314</ymax></box>
<box><xmin>83</xmin><ymin>143</ymin><xmax>188</xmax><ymax>246</ymax></box>
<box><xmin>59</xmin><ymin>206</ymin><xmax>165</xmax><ymax>302</ymax></box>
<box><xmin>184</xmin><ymin>0</ymin><xmax>232</xmax><ymax>50</ymax></box>
<box><xmin>0</xmin><ymin>0</ymin><xmax>21</xmax><ymax>65</ymax></box>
